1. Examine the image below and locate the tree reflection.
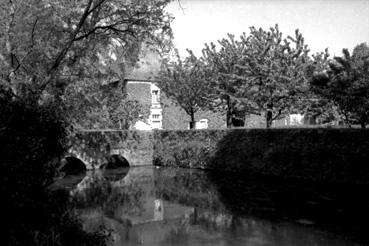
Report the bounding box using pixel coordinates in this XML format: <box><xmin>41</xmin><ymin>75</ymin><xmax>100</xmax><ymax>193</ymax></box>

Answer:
<box><xmin>208</xmin><ymin>170</ymin><xmax>369</xmax><ymax>244</ymax></box>
<box><xmin>154</xmin><ymin>168</ymin><xmax>225</xmax><ymax>212</ymax></box>
<box><xmin>71</xmin><ymin>169</ymin><xmax>144</xmax><ymax>219</ymax></box>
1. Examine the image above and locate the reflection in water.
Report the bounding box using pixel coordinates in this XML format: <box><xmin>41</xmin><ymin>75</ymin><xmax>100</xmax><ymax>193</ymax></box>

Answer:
<box><xmin>56</xmin><ymin>167</ymin><xmax>367</xmax><ymax>246</ymax></box>
<box><xmin>154</xmin><ymin>199</ymin><xmax>164</xmax><ymax>221</ymax></box>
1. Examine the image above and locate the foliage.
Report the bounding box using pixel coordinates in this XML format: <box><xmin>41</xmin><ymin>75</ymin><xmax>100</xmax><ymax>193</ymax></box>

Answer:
<box><xmin>202</xmin><ymin>34</ymin><xmax>247</xmax><ymax>127</ymax></box>
<box><xmin>301</xmin><ymin>50</ymin><xmax>341</xmax><ymax>125</ymax></box>
<box><xmin>153</xmin><ymin>130</ymin><xmax>222</xmax><ymax>168</ymax></box>
<box><xmin>158</xmin><ymin>50</ymin><xmax>212</xmax><ymax>128</ymax></box>
<box><xmin>0</xmin><ymin>94</ymin><xmax>106</xmax><ymax>245</ymax></box>
<box><xmin>0</xmin><ymin>0</ymin><xmax>173</xmax><ymax>117</ymax></box>
<box><xmin>303</xmin><ymin>98</ymin><xmax>341</xmax><ymax>125</ymax></box>
<box><xmin>64</xmin><ymin>79</ymin><xmax>147</xmax><ymax>129</ymax></box>
<box><xmin>221</xmin><ymin>25</ymin><xmax>312</xmax><ymax>128</ymax></box>
<box><xmin>311</xmin><ymin>43</ymin><xmax>369</xmax><ymax>128</ymax></box>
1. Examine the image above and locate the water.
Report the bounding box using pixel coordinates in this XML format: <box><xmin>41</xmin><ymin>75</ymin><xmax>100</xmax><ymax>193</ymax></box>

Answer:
<box><xmin>55</xmin><ymin>166</ymin><xmax>368</xmax><ymax>246</ymax></box>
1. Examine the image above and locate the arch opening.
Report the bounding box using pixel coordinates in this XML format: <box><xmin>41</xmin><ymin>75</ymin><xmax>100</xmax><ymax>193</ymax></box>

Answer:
<box><xmin>102</xmin><ymin>154</ymin><xmax>130</xmax><ymax>169</ymax></box>
<box><xmin>59</xmin><ymin>156</ymin><xmax>87</xmax><ymax>175</ymax></box>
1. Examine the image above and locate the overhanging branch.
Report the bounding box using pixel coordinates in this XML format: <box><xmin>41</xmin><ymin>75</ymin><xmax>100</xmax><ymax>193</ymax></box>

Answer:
<box><xmin>38</xmin><ymin>0</ymin><xmax>94</xmax><ymax>92</ymax></box>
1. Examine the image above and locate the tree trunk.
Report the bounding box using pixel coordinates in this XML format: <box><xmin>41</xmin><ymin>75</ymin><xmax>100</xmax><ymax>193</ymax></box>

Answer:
<box><xmin>360</xmin><ymin>114</ymin><xmax>368</xmax><ymax>128</ymax></box>
<box><xmin>193</xmin><ymin>207</ymin><xmax>198</xmax><ymax>223</ymax></box>
<box><xmin>189</xmin><ymin>109</ymin><xmax>196</xmax><ymax>129</ymax></box>
<box><xmin>266</xmin><ymin>110</ymin><xmax>273</xmax><ymax>128</ymax></box>
<box><xmin>226</xmin><ymin>96</ymin><xmax>233</xmax><ymax>128</ymax></box>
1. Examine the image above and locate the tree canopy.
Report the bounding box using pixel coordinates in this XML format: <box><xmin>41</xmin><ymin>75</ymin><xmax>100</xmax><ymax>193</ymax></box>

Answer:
<box><xmin>311</xmin><ymin>43</ymin><xmax>369</xmax><ymax>128</ymax></box>
<box><xmin>157</xmin><ymin>50</ymin><xmax>212</xmax><ymax>128</ymax></box>
<box><xmin>202</xmin><ymin>25</ymin><xmax>312</xmax><ymax>128</ymax></box>
<box><xmin>0</xmin><ymin>0</ymin><xmax>173</xmax><ymax>103</ymax></box>
<box><xmin>63</xmin><ymin>78</ymin><xmax>147</xmax><ymax>130</ymax></box>
<box><xmin>0</xmin><ymin>0</ymin><xmax>173</xmax><ymax>130</ymax></box>
<box><xmin>202</xmin><ymin>34</ymin><xmax>247</xmax><ymax>127</ymax></box>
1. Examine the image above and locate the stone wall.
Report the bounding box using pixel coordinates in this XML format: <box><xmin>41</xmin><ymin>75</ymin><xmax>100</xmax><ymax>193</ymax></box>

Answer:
<box><xmin>153</xmin><ymin>129</ymin><xmax>369</xmax><ymax>184</ymax></box>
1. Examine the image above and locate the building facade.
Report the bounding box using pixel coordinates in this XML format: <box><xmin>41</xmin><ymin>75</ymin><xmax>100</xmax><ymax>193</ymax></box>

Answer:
<box><xmin>126</xmin><ymin>80</ymin><xmax>163</xmax><ymax>130</ymax></box>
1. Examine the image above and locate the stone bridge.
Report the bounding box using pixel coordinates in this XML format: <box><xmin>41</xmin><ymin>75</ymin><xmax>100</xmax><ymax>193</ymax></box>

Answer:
<box><xmin>66</xmin><ymin>130</ymin><xmax>154</xmax><ymax>169</ymax></box>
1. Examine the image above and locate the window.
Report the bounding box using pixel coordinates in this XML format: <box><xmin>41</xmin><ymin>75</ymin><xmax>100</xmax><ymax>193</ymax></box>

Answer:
<box><xmin>152</xmin><ymin>114</ymin><xmax>160</xmax><ymax>119</ymax></box>
<box><xmin>152</xmin><ymin>90</ymin><xmax>159</xmax><ymax>103</ymax></box>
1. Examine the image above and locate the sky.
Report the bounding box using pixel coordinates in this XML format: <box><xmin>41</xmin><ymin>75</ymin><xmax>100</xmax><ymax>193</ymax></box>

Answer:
<box><xmin>165</xmin><ymin>0</ymin><xmax>369</xmax><ymax>57</ymax></box>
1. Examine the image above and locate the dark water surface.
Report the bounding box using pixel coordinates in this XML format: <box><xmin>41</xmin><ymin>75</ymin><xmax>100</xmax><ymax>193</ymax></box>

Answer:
<box><xmin>55</xmin><ymin>167</ymin><xmax>368</xmax><ymax>246</ymax></box>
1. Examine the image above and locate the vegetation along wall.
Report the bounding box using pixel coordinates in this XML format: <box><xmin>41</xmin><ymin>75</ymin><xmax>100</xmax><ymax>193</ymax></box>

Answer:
<box><xmin>153</xmin><ymin>129</ymin><xmax>369</xmax><ymax>184</ymax></box>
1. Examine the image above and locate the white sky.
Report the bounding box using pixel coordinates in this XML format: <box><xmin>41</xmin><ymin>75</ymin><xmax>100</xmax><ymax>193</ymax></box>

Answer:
<box><xmin>166</xmin><ymin>0</ymin><xmax>369</xmax><ymax>57</ymax></box>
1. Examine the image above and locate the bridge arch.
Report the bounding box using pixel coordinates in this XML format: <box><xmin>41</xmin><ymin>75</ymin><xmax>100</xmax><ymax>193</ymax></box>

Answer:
<box><xmin>64</xmin><ymin>147</ymin><xmax>132</xmax><ymax>171</ymax></box>
<box><xmin>101</xmin><ymin>154</ymin><xmax>130</xmax><ymax>169</ymax></box>
<box><xmin>59</xmin><ymin>156</ymin><xmax>87</xmax><ymax>175</ymax></box>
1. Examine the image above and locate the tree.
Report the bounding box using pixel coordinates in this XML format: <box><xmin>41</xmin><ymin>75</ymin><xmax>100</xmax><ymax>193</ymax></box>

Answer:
<box><xmin>303</xmin><ymin>98</ymin><xmax>341</xmax><ymax>125</ymax></box>
<box><xmin>0</xmin><ymin>0</ymin><xmax>173</xmax><ymax>103</ymax></box>
<box><xmin>63</xmin><ymin>78</ymin><xmax>147</xmax><ymax>130</ymax></box>
<box><xmin>202</xmin><ymin>34</ymin><xmax>247</xmax><ymax>128</ymax></box>
<box><xmin>157</xmin><ymin>50</ymin><xmax>212</xmax><ymax>129</ymax></box>
<box><xmin>222</xmin><ymin>25</ymin><xmax>312</xmax><ymax>128</ymax></box>
<box><xmin>311</xmin><ymin>43</ymin><xmax>369</xmax><ymax>128</ymax></box>
<box><xmin>300</xmin><ymin>49</ymin><xmax>341</xmax><ymax>125</ymax></box>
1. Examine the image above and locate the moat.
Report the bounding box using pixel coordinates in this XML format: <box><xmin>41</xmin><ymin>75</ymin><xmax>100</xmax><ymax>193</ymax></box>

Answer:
<box><xmin>54</xmin><ymin>166</ymin><xmax>368</xmax><ymax>246</ymax></box>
